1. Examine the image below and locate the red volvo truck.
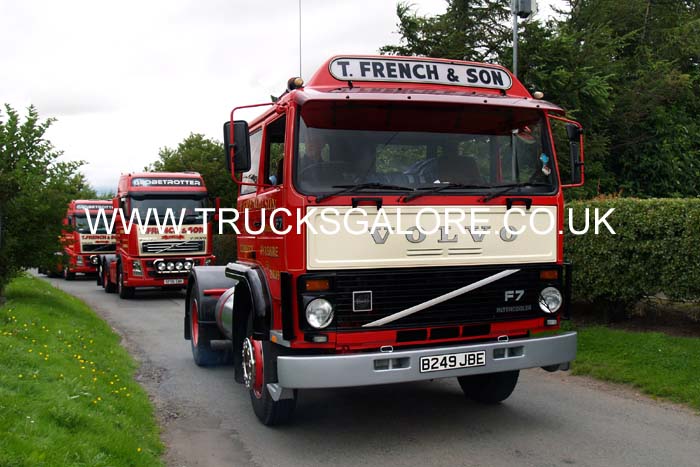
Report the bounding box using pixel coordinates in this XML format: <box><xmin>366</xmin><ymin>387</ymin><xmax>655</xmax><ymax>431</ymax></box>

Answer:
<box><xmin>58</xmin><ymin>199</ymin><xmax>116</xmax><ymax>280</ymax></box>
<box><xmin>100</xmin><ymin>172</ymin><xmax>216</xmax><ymax>299</ymax></box>
<box><xmin>186</xmin><ymin>55</ymin><xmax>585</xmax><ymax>425</ymax></box>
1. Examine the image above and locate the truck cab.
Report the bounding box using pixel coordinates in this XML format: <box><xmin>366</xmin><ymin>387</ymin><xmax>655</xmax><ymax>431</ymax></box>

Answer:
<box><xmin>186</xmin><ymin>55</ymin><xmax>585</xmax><ymax>425</ymax></box>
<box><xmin>60</xmin><ymin>199</ymin><xmax>116</xmax><ymax>280</ymax></box>
<box><xmin>100</xmin><ymin>172</ymin><xmax>215</xmax><ymax>299</ymax></box>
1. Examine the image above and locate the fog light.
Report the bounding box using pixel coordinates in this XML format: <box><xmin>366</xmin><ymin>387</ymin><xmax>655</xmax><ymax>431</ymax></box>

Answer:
<box><xmin>175</xmin><ymin>261</ymin><xmax>183</xmax><ymax>270</ymax></box>
<box><xmin>156</xmin><ymin>261</ymin><xmax>166</xmax><ymax>271</ymax></box>
<box><xmin>184</xmin><ymin>261</ymin><xmax>193</xmax><ymax>270</ymax></box>
<box><xmin>166</xmin><ymin>262</ymin><xmax>175</xmax><ymax>271</ymax></box>
<box><xmin>132</xmin><ymin>260</ymin><xmax>143</xmax><ymax>276</ymax></box>
<box><xmin>205</xmin><ymin>258</ymin><xmax>212</xmax><ymax>265</ymax></box>
<box><xmin>305</xmin><ymin>298</ymin><xmax>334</xmax><ymax>329</ymax></box>
<box><xmin>539</xmin><ymin>287</ymin><xmax>562</xmax><ymax>313</ymax></box>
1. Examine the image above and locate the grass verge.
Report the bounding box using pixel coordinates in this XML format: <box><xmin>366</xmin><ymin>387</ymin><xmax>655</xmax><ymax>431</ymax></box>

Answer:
<box><xmin>568</xmin><ymin>324</ymin><xmax>700</xmax><ymax>411</ymax></box>
<box><xmin>0</xmin><ymin>275</ymin><xmax>163</xmax><ymax>466</ymax></box>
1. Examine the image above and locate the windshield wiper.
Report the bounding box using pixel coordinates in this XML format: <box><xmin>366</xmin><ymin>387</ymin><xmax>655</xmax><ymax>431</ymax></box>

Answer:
<box><xmin>315</xmin><ymin>183</ymin><xmax>414</xmax><ymax>203</ymax></box>
<box><xmin>402</xmin><ymin>183</ymin><xmax>490</xmax><ymax>202</ymax></box>
<box><xmin>482</xmin><ymin>182</ymin><xmax>553</xmax><ymax>202</ymax></box>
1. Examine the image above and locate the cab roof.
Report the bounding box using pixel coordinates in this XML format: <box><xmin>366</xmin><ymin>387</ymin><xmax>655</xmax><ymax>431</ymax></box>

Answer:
<box><xmin>250</xmin><ymin>55</ymin><xmax>563</xmax><ymax>127</ymax></box>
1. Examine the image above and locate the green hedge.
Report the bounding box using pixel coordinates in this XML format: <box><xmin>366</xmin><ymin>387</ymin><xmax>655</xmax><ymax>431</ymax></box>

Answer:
<box><xmin>565</xmin><ymin>198</ymin><xmax>700</xmax><ymax>309</ymax></box>
<box><xmin>212</xmin><ymin>234</ymin><xmax>237</xmax><ymax>266</ymax></box>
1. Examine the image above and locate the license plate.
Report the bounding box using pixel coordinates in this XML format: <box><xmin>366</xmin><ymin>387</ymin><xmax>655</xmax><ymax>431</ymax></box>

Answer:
<box><xmin>419</xmin><ymin>350</ymin><xmax>486</xmax><ymax>373</ymax></box>
<box><xmin>163</xmin><ymin>279</ymin><xmax>184</xmax><ymax>285</ymax></box>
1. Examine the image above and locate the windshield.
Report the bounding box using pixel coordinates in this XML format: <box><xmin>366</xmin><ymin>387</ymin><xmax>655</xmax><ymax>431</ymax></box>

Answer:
<box><xmin>75</xmin><ymin>214</ymin><xmax>111</xmax><ymax>234</ymax></box>
<box><xmin>129</xmin><ymin>196</ymin><xmax>207</xmax><ymax>225</ymax></box>
<box><xmin>294</xmin><ymin>101</ymin><xmax>557</xmax><ymax>196</ymax></box>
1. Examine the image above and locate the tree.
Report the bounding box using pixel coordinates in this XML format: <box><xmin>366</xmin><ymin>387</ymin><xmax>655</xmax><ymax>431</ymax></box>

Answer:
<box><xmin>0</xmin><ymin>105</ymin><xmax>93</xmax><ymax>295</ymax></box>
<box><xmin>381</xmin><ymin>0</ymin><xmax>700</xmax><ymax>198</ymax></box>
<box><xmin>145</xmin><ymin>133</ymin><xmax>237</xmax><ymax>207</ymax></box>
<box><xmin>380</xmin><ymin>0</ymin><xmax>511</xmax><ymax>62</ymax></box>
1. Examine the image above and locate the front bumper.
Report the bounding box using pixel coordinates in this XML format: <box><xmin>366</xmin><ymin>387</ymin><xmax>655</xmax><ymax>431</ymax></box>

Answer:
<box><xmin>276</xmin><ymin>332</ymin><xmax>576</xmax><ymax>389</ymax></box>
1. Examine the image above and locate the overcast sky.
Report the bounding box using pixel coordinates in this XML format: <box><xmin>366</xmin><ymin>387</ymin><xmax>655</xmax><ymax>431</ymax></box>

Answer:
<box><xmin>0</xmin><ymin>0</ymin><xmax>559</xmax><ymax>192</ymax></box>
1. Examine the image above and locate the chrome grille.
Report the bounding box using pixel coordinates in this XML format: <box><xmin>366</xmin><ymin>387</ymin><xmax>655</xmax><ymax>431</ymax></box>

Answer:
<box><xmin>141</xmin><ymin>240</ymin><xmax>204</xmax><ymax>254</ymax></box>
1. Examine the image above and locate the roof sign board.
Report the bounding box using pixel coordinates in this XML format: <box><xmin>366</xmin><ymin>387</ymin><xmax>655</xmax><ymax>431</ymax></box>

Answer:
<box><xmin>75</xmin><ymin>203</ymin><xmax>112</xmax><ymax>211</ymax></box>
<box><xmin>329</xmin><ymin>57</ymin><xmax>512</xmax><ymax>90</ymax></box>
<box><xmin>131</xmin><ymin>177</ymin><xmax>202</xmax><ymax>187</ymax></box>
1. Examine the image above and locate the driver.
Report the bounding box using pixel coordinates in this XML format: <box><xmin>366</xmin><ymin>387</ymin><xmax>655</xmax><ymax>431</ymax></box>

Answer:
<box><xmin>300</xmin><ymin>130</ymin><xmax>327</xmax><ymax>166</ymax></box>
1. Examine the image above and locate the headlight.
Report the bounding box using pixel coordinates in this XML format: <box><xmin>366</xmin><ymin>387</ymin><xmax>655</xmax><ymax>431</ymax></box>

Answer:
<box><xmin>539</xmin><ymin>287</ymin><xmax>562</xmax><ymax>313</ymax></box>
<box><xmin>305</xmin><ymin>298</ymin><xmax>334</xmax><ymax>329</ymax></box>
<box><xmin>90</xmin><ymin>255</ymin><xmax>99</xmax><ymax>265</ymax></box>
<box><xmin>166</xmin><ymin>262</ymin><xmax>175</xmax><ymax>271</ymax></box>
<box><xmin>156</xmin><ymin>261</ymin><xmax>166</xmax><ymax>271</ymax></box>
<box><xmin>175</xmin><ymin>261</ymin><xmax>183</xmax><ymax>270</ymax></box>
<box><xmin>184</xmin><ymin>261</ymin><xmax>193</xmax><ymax>270</ymax></box>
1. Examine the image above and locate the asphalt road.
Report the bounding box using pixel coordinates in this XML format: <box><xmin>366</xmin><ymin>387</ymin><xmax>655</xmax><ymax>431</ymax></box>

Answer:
<box><xmin>42</xmin><ymin>274</ymin><xmax>699</xmax><ymax>467</ymax></box>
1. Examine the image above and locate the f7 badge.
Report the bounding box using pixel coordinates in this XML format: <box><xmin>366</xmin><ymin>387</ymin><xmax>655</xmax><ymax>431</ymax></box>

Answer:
<box><xmin>504</xmin><ymin>290</ymin><xmax>524</xmax><ymax>302</ymax></box>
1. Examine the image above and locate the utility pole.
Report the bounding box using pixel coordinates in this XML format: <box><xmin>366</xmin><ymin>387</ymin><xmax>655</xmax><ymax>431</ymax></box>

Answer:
<box><xmin>511</xmin><ymin>0</ymin><xmax>536</xmax><ymax>78</ymax></box>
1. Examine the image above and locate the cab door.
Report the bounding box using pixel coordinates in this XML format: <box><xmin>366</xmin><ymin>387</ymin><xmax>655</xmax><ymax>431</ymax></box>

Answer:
<box><xmin>255</xmin><ymin>115</ymin><xmax>288</xmax><ymax>309</ymax></box>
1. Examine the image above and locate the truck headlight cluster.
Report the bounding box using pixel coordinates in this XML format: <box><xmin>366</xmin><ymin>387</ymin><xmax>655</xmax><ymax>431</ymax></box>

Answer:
<box><xmin>89</xmin><ymin>255</ymin><xmax>100</xmax><ymax>266</ymax></box>
<box><xmin>305</xmin><ymin>298</ymin><xmax>334</xmax><ymax>329</ymax></box>
<box><xmin>132</xmin><ymin>260</ymin><xmax>143</xmax><ymax>276</ymax></box>
<box><xmin>539</xmin><ymin>287</ymin><xmax>562</xmax><ymax>313</ymax></box>
<box><xmin>76</xmin><ymin>256</ymin><xmax>84</xmax><ymax>266</ymax></box>
<box><xmin>154</xmin><ymin>260</ymin><xmax>194</xmax><ymax>273</ymax></box>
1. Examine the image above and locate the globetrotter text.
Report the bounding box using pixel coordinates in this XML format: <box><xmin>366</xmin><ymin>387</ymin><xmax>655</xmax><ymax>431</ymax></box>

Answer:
<box><xmin>82</xmin><ymin>207</ymin><xmax>615</xmax><ymax>237</ymax></box>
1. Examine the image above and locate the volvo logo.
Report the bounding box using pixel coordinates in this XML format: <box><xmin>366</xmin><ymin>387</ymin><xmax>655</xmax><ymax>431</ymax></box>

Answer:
<box><xmin>369</xmin><ymin>226</ymin><xmax>518</xmax><ymax>244</ymax></box>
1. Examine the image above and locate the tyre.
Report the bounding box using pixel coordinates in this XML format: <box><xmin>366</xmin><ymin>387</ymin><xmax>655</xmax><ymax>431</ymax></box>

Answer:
<box><xmin>96</xmin><ymin>263</ymin><xmax>102</xmax><ymax>286</ymax></box>
<box><xmin>104</xmin><ymin>264</ymin><xmax>116</xmax><ymax>293</ymax></box>
<box><xmin>117</xmin><ymin>264</ymin><xmax>135</xmax><ymax>299</ymax></box>
<box><xmin>63</xmin><ymin>266</ymin><xmax>75</xmax><ymax>281</ymax></box>
<box><xmin>188</xmin><ymin>288</ymin><xmax>226</xmax><ymax>366</ymax></box>
<box><xmin>457</xmin><ymin>370</ymin><xmax>519</xmax><ymax>404</ymax></box>
<box><xmin>243</xmin><ymin>332</ymin><xmax>296</xmax><ymax>426</ymax></box>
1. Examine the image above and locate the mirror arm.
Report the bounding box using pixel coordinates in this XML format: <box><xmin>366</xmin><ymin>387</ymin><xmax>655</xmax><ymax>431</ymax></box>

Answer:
<box><xmin>228</xmin><ymin>102</ymin><xmax>276</xmax><ymax>188</ymax></box>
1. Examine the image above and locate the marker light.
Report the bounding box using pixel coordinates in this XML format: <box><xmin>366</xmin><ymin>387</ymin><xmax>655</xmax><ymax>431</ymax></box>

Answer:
<box><xmin>304</xmin><ymin>278</ymin><xmax>330</xmax><ymax>292</ymax></box>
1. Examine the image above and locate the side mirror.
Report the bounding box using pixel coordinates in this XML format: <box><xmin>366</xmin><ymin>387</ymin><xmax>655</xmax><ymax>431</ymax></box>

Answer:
<box><xmin>565</xmin><ymin>123</ymin><xmax>584</xmax><ymax>186</ymax></box>
<box><xmin>223</xmin><ymin>120</ymin><xmax>251</xmax><ymax>174</ymax></box>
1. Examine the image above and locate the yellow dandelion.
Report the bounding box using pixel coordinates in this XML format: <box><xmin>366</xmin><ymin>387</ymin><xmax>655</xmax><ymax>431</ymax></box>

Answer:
<box><xmin>18</xmin><ymin>374</ymin><xmax>23</xmax><ymax>379</ymax></box>
<box><xmin>137</xmin><ymin>448</ymin><xmax>142</xmax><ymax>452</ymax></box>
<box><xmin>28</xmin><ymin>349</ymin><xmax>33</xmax><ymax>353</ymax></box>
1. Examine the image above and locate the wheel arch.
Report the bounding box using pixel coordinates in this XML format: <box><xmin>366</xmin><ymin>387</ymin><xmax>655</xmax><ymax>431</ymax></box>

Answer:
<box><xmin>224</xmin><ymin>261</ymin><xmax>273</xmax><ymax>341</ymax></box>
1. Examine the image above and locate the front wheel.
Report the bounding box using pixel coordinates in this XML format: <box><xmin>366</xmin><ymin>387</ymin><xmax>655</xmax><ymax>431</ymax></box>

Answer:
<box><xmin>104</xmin><ymin>264</ymin><xmax>116</xmax><ymax>293</ymax></box>
<box><xmin>63</xmin><ymin>266</ymin><xmax>75</xmax><ymax>281</ymax></box>
<box><xmin>243</xmin><ymin>337</ymin><xmax>296</xmax><ymax>425</ymax></box>
<box><xmin>457</xmin><ymin>370</ymin><xmax>519</xmax><ymax>404</ymax></box>
<box><xmin>188</xmin><ymin>291</ymin><xmax>228</xmax><ymax>366</ymax></box>
<box><xmin>117</xmin><ymin>264</ymin><xmax>135</xmax><ymax>299</ymax></box>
